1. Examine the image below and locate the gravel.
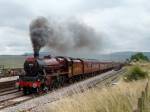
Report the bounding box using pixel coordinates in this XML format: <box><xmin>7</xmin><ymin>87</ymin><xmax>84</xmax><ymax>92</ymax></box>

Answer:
<box><xmin>1</xmin><ymin>70</ymin><xmax>118</xmax><ymax>112</ymax></box>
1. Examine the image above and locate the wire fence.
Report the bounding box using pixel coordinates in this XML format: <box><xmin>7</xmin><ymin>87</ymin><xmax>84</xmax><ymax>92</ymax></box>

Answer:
<box><xmin>0</xmin><ymin>65</ymin><xmax>23</xmax><ymax>77</ymax></box>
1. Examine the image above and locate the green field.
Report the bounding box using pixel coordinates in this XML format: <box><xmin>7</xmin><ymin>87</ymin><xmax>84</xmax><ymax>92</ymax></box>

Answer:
<box><xmin>0</xmin><ymin>55</ymin><xmax>26</xmax><ymax>68</ymax></box>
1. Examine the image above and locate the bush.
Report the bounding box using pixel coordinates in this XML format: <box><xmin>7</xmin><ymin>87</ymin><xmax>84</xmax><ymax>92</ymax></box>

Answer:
<box><xmin>130</xmin><ymin>53</ymin><xmax>149</xmax><ymax>62</ymax></box>
<box><xmin>124</xmin><ymin>66</ymin><xmax>148</xmax><ymax>81</ymax></box>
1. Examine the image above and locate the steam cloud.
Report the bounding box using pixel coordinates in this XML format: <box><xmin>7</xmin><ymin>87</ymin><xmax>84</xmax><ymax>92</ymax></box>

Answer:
<box><xmin>30</xmin><ymin>17</ymin><xmax>101</xmax><ymax>56</ymax></box>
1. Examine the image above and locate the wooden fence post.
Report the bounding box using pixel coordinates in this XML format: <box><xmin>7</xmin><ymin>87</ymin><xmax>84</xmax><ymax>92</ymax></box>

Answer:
<box><xmin>138</xmin><ymin>97</ymin><xmax>142</xmax><ymax>112</ymax></box>
<box><xmin>145</xmin><ymin>82</ymin><xmax>148</xmax><ymax>98</ymax></box>
<box><xmin>136</xmin><ymin>81</ymin><xmax>149</xmax><ymax>112</ymax></box>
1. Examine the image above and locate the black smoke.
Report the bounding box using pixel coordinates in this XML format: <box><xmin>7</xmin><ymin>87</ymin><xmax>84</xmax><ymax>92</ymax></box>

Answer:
<box><xmin>30</xmin><ymin>17</ymin><xmax>101</xmax><ymax>56</ymax></box>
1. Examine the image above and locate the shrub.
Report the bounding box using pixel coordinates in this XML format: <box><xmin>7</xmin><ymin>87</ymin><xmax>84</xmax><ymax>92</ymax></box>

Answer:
<box><xmin>124</xmin><ymin>66</ymin><xmax>148</xmax><ymax>81</ymax></box>
<box><xmin>130</xmin><ymin>53</ymin><xmax>149</xmax><ymax>62</ymax></box>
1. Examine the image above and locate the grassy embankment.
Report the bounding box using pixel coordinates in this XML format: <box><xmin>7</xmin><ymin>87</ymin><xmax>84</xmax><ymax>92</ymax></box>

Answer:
<box><xmin>44</xmin><ymin>62</ymin><xmax>150</xmax><ymax>112</ymax></box>
<box><xmin>0</xmin><ymin>55</ymin><xmax>25</xmax><ymax>68</ymax></box>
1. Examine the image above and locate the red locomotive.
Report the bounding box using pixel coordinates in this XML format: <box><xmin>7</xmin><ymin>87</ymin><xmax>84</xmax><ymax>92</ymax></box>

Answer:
<box><xmin>16</xmin><ymin>54</ymin><xmax>122</xmax><ymax>94</ymax></box>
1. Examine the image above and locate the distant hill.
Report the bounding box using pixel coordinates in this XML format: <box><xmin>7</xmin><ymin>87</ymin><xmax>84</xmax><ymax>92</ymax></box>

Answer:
<box><xmin>0</xmin><ymin>51</ymin><xmax>150</xmax><ymax>68</ymax></box>
<box><xmin>97</xmin><ymin>51</ymin><xmax>150</xmax><ymax>61</ymax></box>
<box><xmin>23</xmin><ymin>52</ymin><xmax>51</xmax><ymax>57</ymax></box>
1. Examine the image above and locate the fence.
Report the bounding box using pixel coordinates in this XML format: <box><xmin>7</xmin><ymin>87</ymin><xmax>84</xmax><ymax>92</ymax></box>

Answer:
<box><xmin>135</xmin><ymin>80</ymin><xmax>150</xmax><ymax>112</ymax></box>
<box><xmin>0</xmin><ymin>65</ymin><xmax>4</xmax><ymax>76</ymax></box>
<box><xmin>0</xmin><ymin>65</ymin><xmax>23</xmax><ymax>77</ymax></box>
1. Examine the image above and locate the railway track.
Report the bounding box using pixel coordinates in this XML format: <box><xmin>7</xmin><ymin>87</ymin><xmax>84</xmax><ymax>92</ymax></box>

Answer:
<box><xmin>0</xmin><ymin>76</ymin><xmax>19</xmax><ymax>94</ymax></box>
<box><xmin>1</xmin><ymin>69</ymin><xmax>125</xmax><ymax>112</ymax></box>
<box><xmin>0</xmin><ymin>87</ymin><xmax>15</xmax><ymax>93</ymax></box>
<box><xmin>95</xmin><ymin>69</ymin><xmax>125</xmax><ymax>88</ymax></box>
<box><xmin>0</xmin><ymin>94</ymin><xmax>32</xmax><ymax>110</ymax></box>
<box><xmin>0</xmin><ymin>88</ymin><xmax>18</xmax><ymax>96</ymax></box>
<box><xmin>0</xmin><ymin>87</ymin><xmax>32</xmax><ymax>110</ymax></box>
<box><xmin>0</xmin><ymin>81</ymin><xmax>16</xmax><ymax>90</ymax></box>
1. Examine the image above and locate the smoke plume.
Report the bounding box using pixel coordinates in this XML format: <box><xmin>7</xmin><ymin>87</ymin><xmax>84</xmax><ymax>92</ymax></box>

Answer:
<box><xmin>30</xmin><ymin>17</ymin><xmax>101</xmax><ymax>56</ymax></box>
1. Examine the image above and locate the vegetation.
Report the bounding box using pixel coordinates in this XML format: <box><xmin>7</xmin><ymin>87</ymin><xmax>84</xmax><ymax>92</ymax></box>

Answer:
<box><xmin>130</xmin><ymin>52</ymin><xmax>149</xmax><ymax>61</ymax></box>
<box><xmin>124</xmin><ymin>66</ymin><xmax>148</xmax><ymax>81</ymax></box>
<box><xmin>32</xmin><ymin>62</ymin><xmax>148</xmax><ymax>112</ymax></box>
<box><xmin>44</xmin><ymin>80</ymin><xmax>149</xmax><ymax>112</ymax></box>
<box><xmin>0</xmin><ymin>55</ymin><xmax>25</xmax><ymax>68</ymax></box>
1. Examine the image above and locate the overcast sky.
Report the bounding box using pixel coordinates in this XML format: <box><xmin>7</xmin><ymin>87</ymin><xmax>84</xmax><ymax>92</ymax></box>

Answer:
<box><xmin>0</xmin><ymin>0</ymin><xmax>150</xmax><ymax>55</ymax></box>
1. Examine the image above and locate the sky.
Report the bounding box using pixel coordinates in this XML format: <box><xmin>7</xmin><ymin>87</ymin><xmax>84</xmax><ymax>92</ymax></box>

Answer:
<box><xmin>0</xmin><ymin>0</ymin><xmax>150</xmax><ymax>55</ymax></box>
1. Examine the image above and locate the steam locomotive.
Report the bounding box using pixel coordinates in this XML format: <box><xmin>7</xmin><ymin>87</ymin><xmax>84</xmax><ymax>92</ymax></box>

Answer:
<box><xmin>16</xmin><ymin>53</ymin><xmax>122</xmax><ymax>94</ymax></box>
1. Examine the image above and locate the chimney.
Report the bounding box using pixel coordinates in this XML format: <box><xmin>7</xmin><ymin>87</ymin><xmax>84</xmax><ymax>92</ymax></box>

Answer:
<box><xmin>34</xmin><ymin>50</ymin><xmax>39</xmax><ymax>58</ymax></box>
<box><xmin>34</xmin><ymin>48</ymin><xmax>39</xmax><ymax>58</ymax></box>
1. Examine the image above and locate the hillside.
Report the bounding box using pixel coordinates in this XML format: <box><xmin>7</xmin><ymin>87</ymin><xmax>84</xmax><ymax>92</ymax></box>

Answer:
<box><xmin>0</xmin><ymin>55</ymin><xmax>26</xmax><ymax>68</ymax></box>
<box><xmin>97</xmin><ymin>51</ymin><xmax>150</xmax><ymax>61</ymax></box>
<box><xmin>0</xmin><ymin>51</ymin><xmax>150</xmax><ymax>68</ymax></box>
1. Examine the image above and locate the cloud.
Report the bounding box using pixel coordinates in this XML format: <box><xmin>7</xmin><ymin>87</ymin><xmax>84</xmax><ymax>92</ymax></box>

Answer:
<box><xmin>80</xmin><ymin>0</ymin><xmax>150</xmax><ymax>53</ymax></box>
<box><xmin>0</xmin><ymin>26</ymin><xmax>32</xmax><ymax>54</ymax></box>
<box><xmin>0</xmin><ymin>1</ymin><xmax>34</xmax><ymax>30</ymax></box>
<box><xmin>0</xmin><ymin>0</ymin><xmax>150</xmax><ymax>54</ymax></box>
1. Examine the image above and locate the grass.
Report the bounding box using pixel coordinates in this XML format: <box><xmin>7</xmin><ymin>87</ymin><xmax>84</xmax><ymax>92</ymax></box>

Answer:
<box><xmin>41</xmin><ymin>62</ymin><xmax>150</xmax><ymax>112</ymax></box>
<box><xmin>0</xmin><ymin>55</ymin><xmax>25</xmax><ymax>68</ymax></box>
<box><xmin>44</xmin><ymin>79</ymin><xmax>149</xmax><ymax>112</ymax></box>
